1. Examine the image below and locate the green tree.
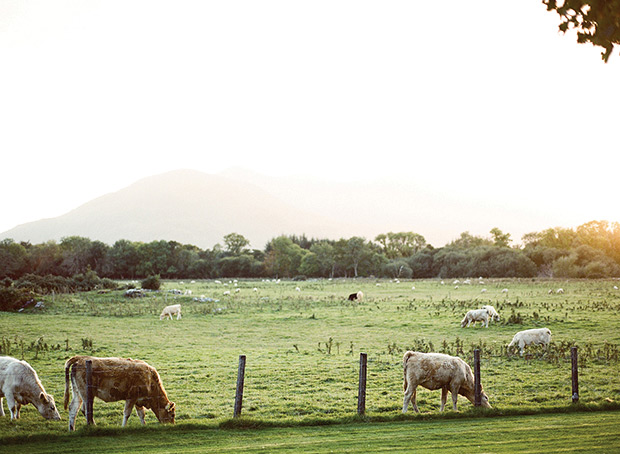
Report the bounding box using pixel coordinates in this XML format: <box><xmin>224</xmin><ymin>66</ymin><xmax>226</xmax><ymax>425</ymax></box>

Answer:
<box><xmin>107</xmin><ymin>240</ymin><xmax>141</xmax><ymax>279</ymax></box>
<box><xmin>543</xmin><ymin>0</ymin><xmax>620</xmax><ymax>62</ymax></box>
<box><xmin>299</xmin><ymin>241</ymin><xmax>337</xmax><ymax>278</ymax></box>
<box><xmin>29</xmin><ymin>241</ymin><xmax>63</xmax><ymax>276</ymax></box>
<box><xmin>263</xmin><ymin>236</ymin><xmax>308</xmax><ymax>278</ymax></box>
<box><xmin>490</xmin><ymin>228</ymin><xmax>512</xmax><ymax>248</ymax></box>
<box><xmin>0</xmin><ymin>239</ymin><xmax>29</xmax><ymax>279</ymax></box>
<box><xmin>447</xmin><ymin>232</ymin><xmax>492</xmax><ymax>250</ymax></box>
<box><xmin>223</xmin><ymin>233</ymin><xmax>251</xmax><ymax>256</ymax></box>
<box><xmin>375</xmin><ymin>232</ymin><xmax>427</xmax><ymax>259</ymax></box>
<box><xmin>60</xmin><ymin>236</ymin><xmax>95</xmax><ymax>276</ymax></box>
<box><xmin>339</xmin><ymin>237</ymin><xmax>378</xmax><ymax>278</ymax></box>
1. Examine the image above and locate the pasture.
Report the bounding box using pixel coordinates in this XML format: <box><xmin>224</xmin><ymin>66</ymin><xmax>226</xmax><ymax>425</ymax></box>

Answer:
<box><xmin>1</xmin><ymin>278</ymin><xmax>620</xmax><ymax>443</ymax></box>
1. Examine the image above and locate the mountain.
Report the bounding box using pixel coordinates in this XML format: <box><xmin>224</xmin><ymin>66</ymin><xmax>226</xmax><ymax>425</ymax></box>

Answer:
<box><xmin>0</xmin><ymin>168</ymin><xmax>558</xmax><ymax>249</ymax></box>
<box><xmin>0</xmin><ymin>170</ymin><xmax>361</xmax><ymax>249</ymax></box>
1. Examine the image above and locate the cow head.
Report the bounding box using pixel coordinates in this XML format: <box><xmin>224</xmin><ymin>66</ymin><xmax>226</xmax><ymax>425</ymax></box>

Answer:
<box><xmin>156</xmin><ymin>401</ymin><xmax>176</xmax><ymax>424</ymax></box>
<box><xmin>37</xmin><ymin>392</ymin><xmax>62</xmax><ymax>420</ymax></box>
<box><xmin>479</xmin><ymin>390</ymin><xmax>492</xmax><ymax>409</ymax></box>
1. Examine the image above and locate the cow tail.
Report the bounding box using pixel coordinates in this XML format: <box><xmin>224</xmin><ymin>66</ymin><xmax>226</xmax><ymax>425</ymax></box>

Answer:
<box><xmin>403</xmin><ymin>351</ymin><xmax>414</xmax><ymax>392</ymax></box>
<box><xmin>64</xmin><ymin>356</ymin><xmax>79</xmax><ymax>410</ymax></box>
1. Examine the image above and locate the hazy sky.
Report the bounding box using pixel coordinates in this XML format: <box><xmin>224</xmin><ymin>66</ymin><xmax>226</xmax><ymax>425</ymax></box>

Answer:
<box><xmin>1</xmin><ymin>1</ymin><xmax>618</xmax><ymax>242</ymax></box>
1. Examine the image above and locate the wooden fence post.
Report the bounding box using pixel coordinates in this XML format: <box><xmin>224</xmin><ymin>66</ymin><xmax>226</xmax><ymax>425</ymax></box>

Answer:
<box><xmin>571</xmin><ymin>346</ymin><xmax>579</xmax><ymax>403</ymax></box>
<box><xmin>473</xmin><ymin>349</ymin><xmax>481</xmax><ymax>407</ymax></box>
<box><xmin>234</xmin><ymin>355</ymin><xmax>246</xmax><ymax>418</ymax></box>
<box><xmin>357</xmin><ymin>352</ymin><xmax>367</xmax><ymax>415</ymax></box>
<box><xmin>85</xmin><ymin>359</ymin><xmax>94</xmax><ymax>425</ymax></box>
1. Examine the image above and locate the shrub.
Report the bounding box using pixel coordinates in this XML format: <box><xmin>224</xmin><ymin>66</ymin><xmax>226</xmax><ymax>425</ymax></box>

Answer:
<box><xmin>101</xmin><ymin>278</ymin><xmax>118</xmax><ymax>289</ymax></box>
<box><xmin>0</xmin><ymin>286</ymin><xmax>33</xmax><ymax>312</ymax></box>
<box><xmin>141</xmin><ymin>274</ymin><xmax>161</xmax><ymax>291</ymax></box>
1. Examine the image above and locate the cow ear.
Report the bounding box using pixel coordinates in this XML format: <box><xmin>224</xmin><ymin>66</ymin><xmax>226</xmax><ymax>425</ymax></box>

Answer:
<box><xmin>40</xmin><ymin>392</ymin><xmax>48</xmax><ymax>403</ymax></box>
<box><xmin>167</xmin><ymin>402</ymin><xmax>176</xmax><ymax>411</ymax></box>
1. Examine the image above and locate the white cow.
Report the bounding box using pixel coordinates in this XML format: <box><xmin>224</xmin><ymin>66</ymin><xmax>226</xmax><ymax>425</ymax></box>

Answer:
<box><xmin>402</xmin><ymin>351</ymin><xmax>491</xmax><ymax>413</ymax></box>
<box><xmin>0</xmin><ymin>356</ymin><xmax>61</xmax><ymax>420</ymax></box>
<box><xmin>481</xmin><ymin>305</ymin><xmax>500</xmax><ymax>323</ymax></box>
<box><xmin>159</xmin><ymin>304</ymin><xmax>182</xmax><ymax>320</ymax></box>
<box><xmin>461</xmin><ymin>308</ymin><xmax>490</xmax><ymax>328</ymax></box>
<box><xmin>508</xmin><ymin>328</ymin><xmax>552</xmax><ymax>356</ymax></box>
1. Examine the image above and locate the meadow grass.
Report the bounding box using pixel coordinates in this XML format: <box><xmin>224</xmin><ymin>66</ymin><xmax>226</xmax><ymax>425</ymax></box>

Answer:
<box><xmin>1</xmin><ymin>277</ymin><xmax>619</xmax><ymax>441</ymax></box>
<box><xmin>1</xmin><ymin>411</ymin><xmax>619</xmax><ymax>453</ymax></box>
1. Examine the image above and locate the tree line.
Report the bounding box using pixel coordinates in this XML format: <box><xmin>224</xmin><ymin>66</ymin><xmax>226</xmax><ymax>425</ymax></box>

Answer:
<box><xmin>1</xmin><ymin>220</ymin><xmax>620</xmax><ymax>283</ymax></box>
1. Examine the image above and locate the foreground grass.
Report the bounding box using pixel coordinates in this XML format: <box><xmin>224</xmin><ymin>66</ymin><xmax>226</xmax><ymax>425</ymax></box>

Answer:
<box><xmin>2</xmin><ymin>410</ymin><xmax>619</xmax><ymax>453</ymax></box>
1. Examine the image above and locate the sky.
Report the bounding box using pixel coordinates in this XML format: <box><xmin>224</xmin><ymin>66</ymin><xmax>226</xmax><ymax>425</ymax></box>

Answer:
<box><xmin>1</xmin><ymin>1</ymin><xmax>619</xmax><ymax>243</ymax></box>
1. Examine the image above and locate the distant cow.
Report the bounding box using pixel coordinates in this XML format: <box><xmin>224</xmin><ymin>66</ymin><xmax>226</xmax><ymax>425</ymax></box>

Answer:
<box><xmin>347</xmin><ymin>291</ymin><xmax>364</xmax><ymax>302</ymax></box>
<box><xmin>508</xmin><ymin>328</ymin><xmax>552</xmax><ymax>356</ymax></box>
<box><xmin>481</xmin><ymin>305</ymin><xmax>500</xmax><ymax>323</ymax></box>
<box><xmin>402</xmin><ymin>351</ymin><xmax>491</xmax><ymax>413</ymax></box>
<box><xmin>160</xmin><ymin>304</ymin><xmax>182</xmax><ymax>320</ymax></box>
<box><xmin>64</xmin><ymin>355</ymin><xmax>175</xmax><ymax>431</ymax></box>
<box><xmin>0</xmin><ymin>356</ymin><xmax>61</xmax><ymax>421</ymax></box>
<box><xmin>460</xmin><ymin>308</ymin><xmax>490</xmax><ymax>328</ymax></box>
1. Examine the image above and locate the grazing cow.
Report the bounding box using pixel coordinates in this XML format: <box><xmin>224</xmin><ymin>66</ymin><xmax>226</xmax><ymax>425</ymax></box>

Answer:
<box><xmin>159</xmin><ymin>304</ymin><xmax>181</xmax><ymax>320</ymax></box>
<box><xmin>64</xmin><ymin>355</ymin><xmax>175</xmax><ymax>431</ymax></box>
<box><xmin>347</xmin><ymin>291</ymin><xmax>364</xmax><ymax>302</ymax></box>
<box><xmin>0</xmin><ymin>356</ymin><xmax>61</xmax><ymax>421</ymax></box>
<box><xmin>460</xmin><ymin>308</ymin><xmax>490</xmax><ymax>328</ymax></box>
<box><xmin>402</xmin><ymin>351</ymin><xmax>491</xmax><ymax>413</ymax></box>
<box><xmin>481</xmin><ymin>305</ymin><xmax>500</xmax><ymax>323</ymax></box>
<box><xmin>508</xmin><ymin>328</ymin><xmax>552</xmax><ymax>356</ymax></box>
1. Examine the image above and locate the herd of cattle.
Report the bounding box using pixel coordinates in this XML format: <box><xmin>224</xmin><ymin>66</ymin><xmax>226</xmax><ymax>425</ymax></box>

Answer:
<box><xmin>1</xmin><ymin>289</ymin><xmax>555</xmax><ymax>428</ymax></box>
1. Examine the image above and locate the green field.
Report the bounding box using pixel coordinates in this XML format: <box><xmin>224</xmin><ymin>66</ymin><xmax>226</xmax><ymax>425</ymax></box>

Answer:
<box><xmin>1</xmin><ymin>278</ymin><xmax>620</xmax><ymax>449</ymax></box>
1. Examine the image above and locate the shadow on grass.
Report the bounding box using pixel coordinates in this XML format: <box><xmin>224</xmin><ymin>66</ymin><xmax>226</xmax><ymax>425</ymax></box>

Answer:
<box><xmin>2</xmin><ymin>400</ymin><xmax>619</xmax><ymax>446</ymax></box>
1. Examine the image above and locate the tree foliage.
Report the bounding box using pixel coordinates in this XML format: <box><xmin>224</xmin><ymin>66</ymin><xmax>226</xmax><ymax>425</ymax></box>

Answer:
<box><xmin>1</xmin><ymin>220</ymin><xmax>620</xmax><ymax>283</ymax></box>
<box><xmin>543</xmin><ymin>0</ymin><xmax>620</xmax><ymax>62</ymax></box>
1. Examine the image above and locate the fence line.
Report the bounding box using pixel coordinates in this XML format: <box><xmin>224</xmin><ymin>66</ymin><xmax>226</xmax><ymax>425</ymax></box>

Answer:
<box><xmin>12</xmin><ymin>348</ymin><xmax>585</xmax><ymax>425</ymax></box>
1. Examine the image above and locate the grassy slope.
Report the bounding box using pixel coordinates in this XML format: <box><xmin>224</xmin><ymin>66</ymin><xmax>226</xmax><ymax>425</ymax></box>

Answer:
<box><xmin>2</xmin><ymin>411</ymin><xmax>619</xmax><ymax>453</ymax></box>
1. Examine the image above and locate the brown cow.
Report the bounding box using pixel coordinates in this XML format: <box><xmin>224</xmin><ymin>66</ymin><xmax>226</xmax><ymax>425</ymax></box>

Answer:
<box><xmin>402</xmin><ymin>351</ymin><xmax>491</xmax><ymax>413</ymax></box>
<box><xmin>64</xmin><ymin>355</ymin><xmax>175</xmax><ymax>431</ymax></box>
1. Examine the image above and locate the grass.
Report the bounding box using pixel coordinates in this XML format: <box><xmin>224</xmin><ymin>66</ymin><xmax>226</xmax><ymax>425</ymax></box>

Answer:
<box><xmin>1</xmin><ymin>411</ymin><xmax>619</xmax><ymax>453</ymax></box>
<box><xmin>1</xmin><ymin>277</ymin><xmax>620</xmax><ymax>447</ymax></box>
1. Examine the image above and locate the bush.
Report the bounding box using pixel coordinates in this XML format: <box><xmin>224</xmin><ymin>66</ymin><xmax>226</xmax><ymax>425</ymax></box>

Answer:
<box><xmin>71</xmin><ymin>269</ymin><xmax>102</xmax><ymax>291</ymax></box>
<box><xmin>101</xmin><ymin>278</ymin><xmax>118</xmax><ymax>290</ymax></box>
<box><xmin>141</xmin><ymin>274</ymin><xmax>161</xmax><ymax>291</ymax></box>
<box><xmin>0</xmin><ymin>286</ymin><xmax>33</xmax><ymax>312</ymax></box>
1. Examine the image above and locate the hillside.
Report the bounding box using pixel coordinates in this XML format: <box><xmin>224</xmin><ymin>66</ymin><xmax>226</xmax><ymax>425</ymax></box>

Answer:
<box><xmin>0</xmin><ymin>170</ymin><xmax>360</xmax><ymax>249</ymax></box>
<box><xmin>1</xmin><ymin>168</ymin><xmax>561</xmax><ymax>249</ymax></box>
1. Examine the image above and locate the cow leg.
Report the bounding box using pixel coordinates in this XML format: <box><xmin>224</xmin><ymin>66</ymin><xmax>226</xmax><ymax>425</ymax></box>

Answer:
<box><xmin>68</xmin><ymin>393</ymin><xmax>83</xmax><ymax>431</ymax></box>
<box><xmin>0</xmin><ymin>397</ymin><xmax>4</xmax><ymax>417</ymax></box>
<box><xmin>122</xmin><ymin>399</ymin><xmax>138</xmax><ymax>426</ymax></box>
<box><xmin>403</xmin><ymin>385</ymin><xmax>418</xmax><ymax>413</ymax></box>
<box><xmin>135</xmin><ymin>405</ymin><xmax>146</xmax><ymax>425</ymax></box>
<box><xmin>450</xmin><ymin>385</ymin><xmax>459</xmax><ymax>411</ymax></box>
<box><xmin>440</xmin><ymin>387</ymin><xmax>449</xmax><ymax>411</ymax></box>
<box><xmin>4</xmin><ymin>393</ymin><xmax>18</xmax><ymax>420</ymax></box>
<box><xmin>14</xmin><ymin>403</ymin><xmax>21</xmax><ymax>419</ymax></box>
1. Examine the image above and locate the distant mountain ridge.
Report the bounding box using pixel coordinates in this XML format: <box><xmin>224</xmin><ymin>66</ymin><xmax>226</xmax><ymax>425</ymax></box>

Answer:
<box><xmin>0</xmin><ymin>168</ymin><xmax>560</xmax><ymax>249</ymax></box>
<box><xmin>0</xmin><ymin>170</ymin><xmax>363</xmax><ymax>249</ymax></box>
